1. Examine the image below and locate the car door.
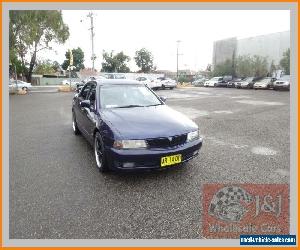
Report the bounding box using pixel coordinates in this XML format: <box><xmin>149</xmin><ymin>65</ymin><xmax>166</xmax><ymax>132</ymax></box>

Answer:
<box><xmin>80</xmin><ymin>82</ymin><xmax>98</xmax><ymax>143</ymax></box>
<box><xmin>74</xmin><ymin>83</ymin><xmax>92</xmax><ymax>133</ymax></box>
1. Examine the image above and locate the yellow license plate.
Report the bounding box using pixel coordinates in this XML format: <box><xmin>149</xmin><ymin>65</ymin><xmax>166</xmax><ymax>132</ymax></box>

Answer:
<box><xmin>161</xmin><ymin>154</ymin><xmax>182</xmax><ymax>167</ymax></box>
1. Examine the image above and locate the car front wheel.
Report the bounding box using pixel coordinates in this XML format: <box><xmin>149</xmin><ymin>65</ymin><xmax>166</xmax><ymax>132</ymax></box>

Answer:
<box><xmin>72</xmin><ymin>112</ymin><xmax>81</xmax><ymax>135</ymax></box>
<box><xmin>94</xmin><ymin>132</ymin><xmax>108</xmax><ymax>172</ymax></box>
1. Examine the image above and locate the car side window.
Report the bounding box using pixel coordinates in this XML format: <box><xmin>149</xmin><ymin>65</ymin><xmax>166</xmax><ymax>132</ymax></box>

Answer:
<box><xmin>87</xmin><ymin>83</ymin><xmax>96</xmax><ymax>107</ymax></box>
<box><xmin>79</xmin><ymin>83</ymin><xmax>92</xmax><ymax>100</ymax></box>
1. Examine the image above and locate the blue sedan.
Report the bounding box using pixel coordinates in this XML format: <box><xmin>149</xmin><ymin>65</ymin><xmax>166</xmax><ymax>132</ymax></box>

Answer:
<box><xmin>72</xmin><ymin>79</ymin><xmax>203</xmax><ymax>172</ymax></box>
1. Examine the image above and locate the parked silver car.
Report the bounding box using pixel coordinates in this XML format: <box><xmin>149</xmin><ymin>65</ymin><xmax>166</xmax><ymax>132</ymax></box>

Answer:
<box><xmin>253</xmin><ymin>77</ymin><xmax>273</xmax><ymax>90</ymax></box>
<box><xmin>273</xmin><ymin>75</ymin><xmax>290</xmax><ymax>91</ymax></box>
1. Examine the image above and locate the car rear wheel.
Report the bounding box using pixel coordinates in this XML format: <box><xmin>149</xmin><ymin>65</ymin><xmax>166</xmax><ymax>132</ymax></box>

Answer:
<box><xmin>162</xmin><ymin>84</ymin><xmax>165</xmax><ymax>90</ymax></box>
<box><xmin>94</xmin><ymin>132</ymin><xmax>108</xmax><ymax>172</ymax></box>
<box><xmin>72</xmin><ymin>112</ymin><xmax>81</xmax><ymax>135</ymax></box>
<box><xmin>170</xmin><ymin>87</ymin><xmax>174</xmax><ymax>90</ymax></box>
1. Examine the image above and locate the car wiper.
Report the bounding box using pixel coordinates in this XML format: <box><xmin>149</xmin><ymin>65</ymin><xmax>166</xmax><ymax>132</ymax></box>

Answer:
<box><xmin>145</xmin><ymin>103</ymin><xmax>162</xmax><ymax>107</ymax></box>
<box><xmin>117</xmin><ymin>105</ymin><xmax>145</xmax><ymax>108</ymax></box>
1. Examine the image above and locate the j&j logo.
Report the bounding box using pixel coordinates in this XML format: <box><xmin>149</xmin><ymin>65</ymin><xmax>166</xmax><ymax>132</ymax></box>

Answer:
<box><xmin>209</xmin><ymin>186</ymin><xmax>253</xmax><ymax>222</ymax></box>
<box><xmin>203</xmin><ymin>184</ymin><xmax>289</xmax><ymax>238</ymax></box>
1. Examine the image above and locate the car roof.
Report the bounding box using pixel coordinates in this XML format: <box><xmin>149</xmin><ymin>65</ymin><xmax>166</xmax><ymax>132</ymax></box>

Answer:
<box><xmin>95</xmin><ymin>79</ymin><xmax>142</xmax><ymax>86</ymax></box>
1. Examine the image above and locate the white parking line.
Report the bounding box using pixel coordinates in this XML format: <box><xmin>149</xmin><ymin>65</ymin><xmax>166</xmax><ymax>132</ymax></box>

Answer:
<box><xmin>171</xmin><ymin>106</ymin><xmax>209</xmax><ymax>119</ymax></box>
<box><xmin>251</xmin><ymin>146</ymin><xmax>277</xmax><ymax>155</ymax></box>
<box><xmin>231</xmin><ymin>96</ymin><xmax>251</xmax><ymax>99</ymax></box>
<box><xmin>204</xmin><ymin>136</ymin><xmax>249</xmax><ymax>149</ymax></box>
<box><xmin>236</xmin><ymin>100</ymin><xmax>285</xmax><ymax>106</ymax></box>
<box><xmin>213</xmin><ymin>110</ymin><xmax>233</xmax><ymax>114</ymax></box>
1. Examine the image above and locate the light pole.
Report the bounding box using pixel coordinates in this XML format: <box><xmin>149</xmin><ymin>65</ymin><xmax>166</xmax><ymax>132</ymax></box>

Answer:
<box><xmin>176</xmin><ymin>40</ymin><xmax>182</xmax><ymax>83</ymax></box>
<box><xmin>87</xmin><ymin>12</ymin><xmax>96</xmax><ymax>71</ymax></box>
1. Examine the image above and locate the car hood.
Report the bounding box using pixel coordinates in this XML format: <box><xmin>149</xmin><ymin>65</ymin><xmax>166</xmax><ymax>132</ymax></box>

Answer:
<box><xmin>254</xmin><ymin>82</ymin><xmax>268</xmax><ymax>86</ymax></box>
<box><xmin>100</xmin><ymin>105</ymin><xmax>198</xmax><ymax>139</ymax></box>
<box><xmin>275</xmin><ymin>80</ymin><xmax>289</xmax><ymax>84</ymax></box>
<box><xmin>240</xmin><ymin>81</ymin><xmax>249</xmax><ymax>85</ymax></box>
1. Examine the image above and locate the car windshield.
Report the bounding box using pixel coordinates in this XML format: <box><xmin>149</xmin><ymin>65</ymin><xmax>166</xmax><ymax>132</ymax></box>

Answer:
<box><xmin>244</xmin><ymin>77</ymin><xmax>254</xmax><ymax>82</ymax></box>
<box><xmin>100</xmin><ymin>84</ymin><xmax>162</xmax><ymax>109</ymax></box>
<box><xmin>211</xmin><ymin>77</ymin><xmax>221</xmax><ymax>81</ymax></box>
<box><xmin>279</xmin><ymin>75</ymin><xmax>290</xmax><ymax>80</ymax></box>
<box><xmin>258</xmin><ymin>78</ymin><xmax>270</xmax><ymax>83</ymax></box>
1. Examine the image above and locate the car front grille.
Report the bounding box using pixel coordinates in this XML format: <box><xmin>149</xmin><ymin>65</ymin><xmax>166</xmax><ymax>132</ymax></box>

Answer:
<box><xmin>146</xmin><ymin>134</ymin><xmax>187</xmax><ymax>149</ymax></box>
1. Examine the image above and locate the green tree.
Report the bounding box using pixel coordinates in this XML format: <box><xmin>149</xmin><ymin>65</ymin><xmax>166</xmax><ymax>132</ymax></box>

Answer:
<box><xmin>34</xmin><ymin>60</ymin><xmax>56</xmax><ymax>75</ymax></box>
<box><xmin>9</xmin><ymin>10</ymin><xmax>69</xmax><ymax>82</ymax></box>
<box><xmin>280</xmin><ymin>48</ymin><xmax>290</xmax><ymax>75</ymax></box>
<box><xmin>134</xmin><ymin>48</ymin><xmax>154</xmax><ymax>73</ymax></box>
<box><xmin>101</xmin><ymin>50</ymin><xmax>130</xmax><ymax>73</ymax></box>
<box><xmin>252</xmin><ymin>55</ymin><xmax>268</xmax><ymax>78</ymax></box>
<box><xmin>269</xmin><ymin>60</ymin><xmax>278</xmax><ymax>77</ymax></box>
<box><xmin>213</xmin><ymin>59</ymin><xmax>234</xmax><ymax>77</ymax></box>
<box><xmin>235</xmin><ymin>55</ymin><xmax>254</xmax><ymax>78</ymax></box>
<box><xmin>235</xmin><ymin>55</ymin><xmax>268</xmax><ymax>78</ymax></box>
<box><xmin>62</xmin><ymin>47</ymin><xmax>85</xmax><ymax>71</ymax></box>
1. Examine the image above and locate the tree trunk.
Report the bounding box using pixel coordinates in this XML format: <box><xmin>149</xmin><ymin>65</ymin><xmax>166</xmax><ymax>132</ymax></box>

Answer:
<box><xmin>26</xmin><ymin>43</ymin><xmax>37</xmax><ymax>83</ymax></box>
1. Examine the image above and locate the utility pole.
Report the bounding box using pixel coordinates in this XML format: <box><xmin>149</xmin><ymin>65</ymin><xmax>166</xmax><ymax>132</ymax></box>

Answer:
<box><xmin>69</xmin><ymin>49</ymin><xmax>73</xmax><ymax>90</ymax></box>
<box><xmin>176</xmin><ymin>40</ymin><xmax>182</xmax><ymax>83</ymax></box>
<box><xmin>87</xmin><ymin>12</ymin><xmax>96</xmax><ymax>71</ymax></box>
<box><xmin>14</xmin><ymin>64</ymin><xmax>18</xmax><ymax>90</ymax></box>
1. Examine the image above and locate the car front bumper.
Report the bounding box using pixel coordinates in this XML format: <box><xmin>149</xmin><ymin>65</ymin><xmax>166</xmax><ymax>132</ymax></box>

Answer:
<box><xmin>254</xmin><ymin>85</ymin><xmax>268</xmax><ymax>89</ymax></box>
<box><xmin>105</xmin><ymin>138</ymin><xmax>203</xmax><ymax>171</ymax></box>
<box><xmin>240</xmin><ymin>84</ymin><xmax>249</xmax><ymax>88</ymax></box>
<box><xmin>274</xmin><ymin>84</ymin><xmax>289</xmax><ymax>90</ymax></box>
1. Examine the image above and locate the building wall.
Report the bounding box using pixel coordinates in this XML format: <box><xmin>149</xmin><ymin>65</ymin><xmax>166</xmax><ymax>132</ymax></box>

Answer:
<box><xmin>236</xmin><ymin>31</ymin><xmax>290</xmax><ymax>66</ymax></box>
<box><xmin>212</xmin><ymin>37</ymin><xmax>237</xmax><ymax>68</ymax></box>
<box><xmin>212</xmin><ymin>31</ymin><xmax>290</xmax><ymax>69</ymax></box>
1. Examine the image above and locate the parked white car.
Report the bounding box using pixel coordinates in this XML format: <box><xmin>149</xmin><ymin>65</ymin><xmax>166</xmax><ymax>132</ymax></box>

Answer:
<box><xmin>156</xmin><ymin>77</ymin><xmax>176</xmax><ymax>89</ymax></box>
<box><xmin>61</xmin><ymin>79</ymin><xmax>81</xmax><ymax>87</ymax></box>
<box><xmin>204</xmin><ymin>77</ymin><xmax>224</xmax><ymax>87</ymax></box>
<box><xmin>136</xmin><ymin>76</ymin><xmax>161</xmax><ymax>90</ymax></box>
<box><xmin>9</xmin><ymin>80</ymin><xmax>32</xmax><ymax>91</ymax></box>
<box><xmin>104</xmin><ymin>73</ymin><xmax>126</xmax><ymax>79</ymax></box>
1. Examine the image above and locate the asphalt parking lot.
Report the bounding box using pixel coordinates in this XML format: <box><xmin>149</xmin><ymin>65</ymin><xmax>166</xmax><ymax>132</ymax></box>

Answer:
<box><xmin>9</xmin><ymin>87</ymin><xmax>290</xmax><ymax>239</ymax></box>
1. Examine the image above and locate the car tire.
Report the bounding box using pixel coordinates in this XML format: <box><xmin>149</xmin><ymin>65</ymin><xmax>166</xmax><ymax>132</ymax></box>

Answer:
<box><xmin>214</xmin><ymin>83</ymin><xmax>217</xmax><ymax>87</ymax></box>
<box><xmin>94</xmin><ymin>132</ymin><xmax>109</xmax><ymax>172</ymax></box>
<box><xmin>72</xmin><ymin>111</ymin><xmax>81</xmax><ymax>135</ymax></box>
<box><xmin>162</xmin><ymin>84</ymin><xmax>165</xmax><ymax>90</ymax></box>
<box><xmin>22</xmin><ymin>87</ymin><xmax>28</xmax><ymax>91</ymax></box>
<box><xmin>170</xmin><ymin>87</ymin><xmax>174</xmax><ymax>90</ymax></box>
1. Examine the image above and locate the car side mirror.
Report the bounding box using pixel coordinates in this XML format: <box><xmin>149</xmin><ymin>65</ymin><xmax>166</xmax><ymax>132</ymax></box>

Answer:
<box><xmin>159</xmin><ymin>96</ymin><xmax>167</xmax><ymax>102</ymax></box>
<box><xmin>80</xmin><ymin>100</ymin><xmax>91</xmax><ymax>108</ymax></box>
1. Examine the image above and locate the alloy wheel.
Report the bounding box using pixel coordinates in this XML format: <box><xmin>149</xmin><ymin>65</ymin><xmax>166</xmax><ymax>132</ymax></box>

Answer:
<box><xmin>94</xmin><ymin>137</ymin><xmax>103</xmax><ymax>169</ymax></box>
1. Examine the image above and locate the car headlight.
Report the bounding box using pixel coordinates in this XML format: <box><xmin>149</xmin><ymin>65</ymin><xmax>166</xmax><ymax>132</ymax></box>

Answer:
<box><xmin>113</xmin><ymin>140</ymin><xmax>147</xmax><ymax>149</ymax></box>
<box><xmin>186</xmin><ymin>130</ymin><xmax>199</xmax><ymax>142</ymax></box>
